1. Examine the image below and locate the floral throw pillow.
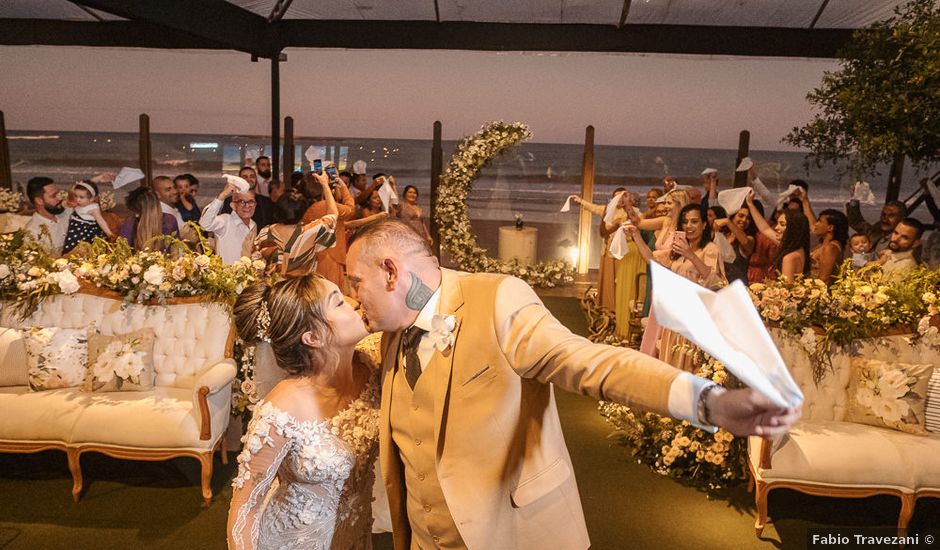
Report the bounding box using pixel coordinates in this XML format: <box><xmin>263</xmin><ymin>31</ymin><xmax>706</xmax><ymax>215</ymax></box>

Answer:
<box><xmin>24</xmin><ymin>327</ymin><xmax>89</xmax><ymax>392</ymax></box>
<box><xmin>82</xmin><ymin>328</ymin><xmax>156</xmax><ymax>393</ymax></box>
<box><xmin>845</xmin><ymin>358</ymin><xmax>934</xmax><ymax>436</ymax></box>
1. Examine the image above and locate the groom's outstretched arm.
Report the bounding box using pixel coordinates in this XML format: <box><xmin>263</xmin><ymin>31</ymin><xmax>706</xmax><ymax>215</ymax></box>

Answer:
<box><xmin>493</xmin><ymin>276</ymin><xmax>710</xmax><ymax>427</ymax></box>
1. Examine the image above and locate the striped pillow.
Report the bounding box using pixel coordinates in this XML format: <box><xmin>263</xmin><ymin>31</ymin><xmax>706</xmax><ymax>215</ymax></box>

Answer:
<box><xmin>928</xmin><ymin>368</ymin><xmax>940</xmax><ymax>434</ymax></box>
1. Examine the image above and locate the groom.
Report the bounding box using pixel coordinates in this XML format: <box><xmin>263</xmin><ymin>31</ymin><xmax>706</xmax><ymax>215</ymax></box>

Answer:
<box><xmin>346</xmin><ymin>219</ymin><xmax>799</xmax><ymax>550</ymax></box>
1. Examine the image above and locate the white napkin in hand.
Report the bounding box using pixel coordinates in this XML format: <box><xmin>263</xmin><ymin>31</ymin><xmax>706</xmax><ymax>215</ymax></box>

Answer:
<box><xmin>717</xmin><ymin>187</ymin><xmax>752</xmax><ymax>214</ymax></box>
<box><xmin>223</xmin><ymin>174</ymin><xmax>251</xmax><ymax>193</ymax></box>
<box><xmin>561</xmin><ymin>196</ymin><xmax>572</xmax><ymax>212</ymax></box>
<box><xmin>304</xmin><ymin>146</ymin><xmax>319</xmax><ymax>163</ymax></box>
<box><xmin>650</xmin><ymin>262</ymin><xmax>804</xmax><ymax>409</ymax></box>
<box><xmin>113</xmin><ymin>167</ymin><xmax>145</xmax><ymax>189</ymax></box>
<box><xmin>378</xmin><ymin>182</ymin><xmax>398</xmax><ymax>212</ymax></box>
<box><xmin>604</xmin><ymin>192</ymin><xmax>623</xmax><ymax>226</ymax></box>
<box><xmin>353</xmin><ymin>160</ymin><xmax>367</xmax><ymax>175</ymax></box>
<box><xmin>736</xmin><ymin>157</ymin><xmax>754</xmax><ymax>172</ymax></box>
<box><xmin>713</xmin><ymin>232</ymin><xmax>737</xmax><ymax>263</ymax></box>
<box><xmin>851</xmin><ymin>181</ymin><xmax>877</xmax><ymax>205</ymax></box>
<box><xmin>776</xmin><ymin>184</ymin><xmax>801</xmax><ymax>207</ymax></box>
<box><xmin>608</xmin><ymin>226</ymin><xmax>628</xmax><ymax>260</ymax></box>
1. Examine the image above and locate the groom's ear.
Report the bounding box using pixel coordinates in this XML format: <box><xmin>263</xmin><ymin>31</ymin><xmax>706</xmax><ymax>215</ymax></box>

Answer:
<box><xmin>382</xmin><ymin>258</ymin><xmax>399</xmax><ymax>290</ymax></box>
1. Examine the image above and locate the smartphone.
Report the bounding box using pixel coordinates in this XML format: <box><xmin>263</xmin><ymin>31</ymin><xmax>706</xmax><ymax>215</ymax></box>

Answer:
<box><xmin>674</xmin><ymin>232</ymin><xmax>687</xmax><ymax>244</ymax></box>
<box><xmin>313</xmin><ymin>159</ymin><xmax>323</xmax><ymax>175</ymax></box>
<box><xmin>325</xmin><ymin>165</ymin><xmax>338</xmax><ymax>180</ymax></box>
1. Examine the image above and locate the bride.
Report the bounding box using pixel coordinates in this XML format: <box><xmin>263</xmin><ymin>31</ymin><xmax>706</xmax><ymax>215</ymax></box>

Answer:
<box><xmin>227</xmin><ymin>274</ymin><xmax>380</xmax><ymax>550</ymax></box>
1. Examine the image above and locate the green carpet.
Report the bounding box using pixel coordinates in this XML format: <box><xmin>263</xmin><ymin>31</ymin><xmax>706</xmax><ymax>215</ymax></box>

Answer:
<box><xmin>0</xmin><ymin>296</ymin><xmax>936</xmax><ymax>549</ymax></box>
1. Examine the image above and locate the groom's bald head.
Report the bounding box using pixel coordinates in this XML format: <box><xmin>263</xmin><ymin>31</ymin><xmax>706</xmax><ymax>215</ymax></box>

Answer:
<box><xmin>346</xmin><ymin>218</ymin><xmax>441</xmax><ymax>333</ymax></box>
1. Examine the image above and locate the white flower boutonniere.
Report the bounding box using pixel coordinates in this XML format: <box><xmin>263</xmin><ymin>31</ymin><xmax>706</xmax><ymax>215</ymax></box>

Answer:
<box><xmin>428</xmin><ymin>314</ymin><xmax>457</xmax><ymax>352</ymax></box>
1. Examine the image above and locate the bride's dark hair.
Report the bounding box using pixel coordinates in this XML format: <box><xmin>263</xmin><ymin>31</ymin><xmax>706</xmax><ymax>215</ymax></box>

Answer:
<box><xmin>233</xmin><ymin>274</ymin><xmax>338</xmax><ymax>376</ymax></box>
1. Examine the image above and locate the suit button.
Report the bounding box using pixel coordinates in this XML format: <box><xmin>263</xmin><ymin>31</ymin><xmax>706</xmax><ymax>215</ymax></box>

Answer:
<box><xmin>433</xmin><ymin>536</ymin><xmax>441</xmax><ymax>543</ymax></box>
<box><xmin>424</xmin><ymin>504</ymin><xmax>432</xmax><ymax>512</ymax></box>
<box><xmin>417</xmin><ymin>473</ymin><xmax>426</xmax><ymax>481</ymax></box>
<box><xmin>412</xmin><ymin>404</ymin><xmax>419</xmax><ymax>411</ymax></box>
<box><xmin>415</xmin><ymin>438</ymin><xmax>422</xmax><ymax>446</ymax></box>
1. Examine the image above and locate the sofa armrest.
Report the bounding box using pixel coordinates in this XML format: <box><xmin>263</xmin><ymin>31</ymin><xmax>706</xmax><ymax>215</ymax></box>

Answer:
<box><xmin>193</xmin><ymin>359</ymin><xmax>237</xmax><ymax>441</ymax></box>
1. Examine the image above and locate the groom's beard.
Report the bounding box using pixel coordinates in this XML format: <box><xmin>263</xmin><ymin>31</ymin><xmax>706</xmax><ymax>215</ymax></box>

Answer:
<box><xmin>45</xmin><ymin>202</ymin><xmax>65</xmax><ymax>215</ymax></box>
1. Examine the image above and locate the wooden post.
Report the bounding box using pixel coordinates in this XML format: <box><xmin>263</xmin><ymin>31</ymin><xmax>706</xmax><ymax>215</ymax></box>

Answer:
<box><xmin>270</xmin><ymin>55</ymin><xmax>281</xmax><ymax>192</ymax></box>
<box><xmin>283</xmin><ymin>116</ymin><xmax>294</xmax><ymax>183</ymax></box>
<box><xmin>139</xmin><ymin>114</ymin><xmax>152</xmax><ymax>185</ymax></box>
<box><xmin>0</xmin><ymin>111</ymin><xmax>11</xmax><ymax>190</ymax></box>
<box><xmin>886</xmin><ymin>153</ymin><xmax>904</xmax><ymax>202</ymax></box>
<box><xmin>733</xmin><ymin>130</ymin><xmax>750</xmax><ymax>188</ymax></box>
<box><xmin>429</xmin><ymin>121</ymin><xmax>443</xmax><ymax>259</ymax></box>
<box><xmin>577</xmin><ymin>125</ymin><xmax>595</xmax><ymax>275</ymax></box>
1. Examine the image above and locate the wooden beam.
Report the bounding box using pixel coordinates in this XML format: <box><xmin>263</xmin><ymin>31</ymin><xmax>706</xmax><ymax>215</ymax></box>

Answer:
<box><xmin>733</xmin><ymin>130</ymin><xmax>750</xmax><ymax>188</ymax></box>
<box><xmin>69</xmin><ymin>0</ymin><xmax>274</xmax><ymax>56</ymax></box>
<box><xmin>618</xmin><ymin>0</ymin><xmax>633</xmax><ymax>29</ymax></box>
<box><xmin>0</xmin><ymin>112</ymin><xmax>11</xmax><ymax>190</ymax></box>
<box><xmin>0</xmin><ymin>19</ymin><xmax>238</xmax><ymax>50</ymax></box>
<box><xmin>283</xmin><ymin>116</ymin><xmax>294</xmax><ymax>184</ymax></box>
<box><xmin>271</xmin><ymin>57</ymin><xmax>281</xmax><ymax>192</ymax></box>
<box><xmin>577</xmin><ymin>126</ymin><xmax>595</xmax><ymax>275</ymax></box>
<box><xmin>809</xmin><ymin>0</ymin><xmax>831</xmax><ymax>29</ymax></box>
<box><xmin>886</xmin><ymin>153</ymin><xmax>905</xmax><ymax>202</ymax></box>
<box><xmin>139</xmin><ymin>114</ymin><xmax>152</xmax><ymax>185</ymax></box>
<box><xmin>275</xmin><ymin>20</ymin><xmax>856</xmax><ymax>58</ymax></box>
<box><xmin>429</xmin><ymin>121</ymin><xmax>443</xmax><ymax>259</ymax></box>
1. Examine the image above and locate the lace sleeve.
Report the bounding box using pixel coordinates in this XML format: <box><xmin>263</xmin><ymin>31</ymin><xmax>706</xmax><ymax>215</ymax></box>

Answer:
<box><xmin>227</xmin><ymin>402</ymin><xmax>294</xmax><ymax>550</ymax></box>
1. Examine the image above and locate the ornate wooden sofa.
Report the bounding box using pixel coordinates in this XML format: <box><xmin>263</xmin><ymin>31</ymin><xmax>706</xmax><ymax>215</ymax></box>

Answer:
<box><xmin>0</xmin><ymin>290</ymin><xmax>236</xmax><ymax>504</ymax></box>
<box><xmin>749</xmin><ymin>329</ymin><xmax>940</xmax><ymax>534</ymax></box>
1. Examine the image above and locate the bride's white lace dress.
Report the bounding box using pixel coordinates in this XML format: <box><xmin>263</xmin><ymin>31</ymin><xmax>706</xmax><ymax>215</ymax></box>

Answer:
<box><xmin>228</xmin><ymin>359</ymin><xmax>380</xmax><ymax>550</ymax></box>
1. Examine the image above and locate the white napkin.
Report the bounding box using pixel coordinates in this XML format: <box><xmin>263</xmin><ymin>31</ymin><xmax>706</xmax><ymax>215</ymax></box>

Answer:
<box><xmin>736</xmin><ymin>157</ymin><xmax>754</xmax><ymax>172</ymax></box>
<box><xmin>377</xmin><ymin>182</ymin><xmax>398</xmax><ymax>212</ymax></box>
<box><xmin>851</xmin><ymin>181</ymin><xmax>877</xmax><ymax>205</ymax></box>
<box><xmin>608</xmin><ymin>226</ymin><xmax>629</xmax><ymax>260</ymax></box>
<box><xmin>113</xmin><ymin>167</ymin><xmax>145</xmax><ymax>189</ymax></box>
<box><xmin>304</xmin><ymin>146</ymin><xmax>319</xmax><ymax>163</ymax></box>
<box><xmin>561</xmin><ymin>196</ymin><xmax>573</xmax><ymax>212</ymax></box>
<box><xmin>701</xmin><ymin>167</ymin><xmax>718</xmax><ymax>176</ymax></box>
<box><xmin>713</xmin><ymin>232</ymin><xmax>737</xmax><ymax>263</ymax></box>
<box><xmin>777</xmin><ymin>184</ymin><xmax>801</xmax><ymax>207</ymax></box>
<box><xmin>650</xmin><ymin>262</ymin><xmax>804</xmax><ymax>409</ymax></box>
<box><xmin>603</xmin><ymin>192</ymin><xmax>623</xmax><ymax>226</ymax></box>
<box><xmin>353</xmin><ymin>160</ymin><xmax>367</xmax><ymax>175</ymax></box>
<box><xmin>717</xmin><ymin>187</ymin><xmax>752</xmax><ymax>214</ymax></box>
<box><xmin>223</xmin><ymin>174</ymin><xmax>251</xmax><ymax>193</ymax></box>
<box><xmin>90</xmin><ymin>172</ymin><xmax>115</xmax><ymax>184</ymax></box>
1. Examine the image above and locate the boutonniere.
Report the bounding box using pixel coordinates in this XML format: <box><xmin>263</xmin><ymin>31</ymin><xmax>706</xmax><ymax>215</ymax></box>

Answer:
<box><xmin>428</xmin><ymin>313</ymin><xmax>457</xmax><ymax>352</ymax></box>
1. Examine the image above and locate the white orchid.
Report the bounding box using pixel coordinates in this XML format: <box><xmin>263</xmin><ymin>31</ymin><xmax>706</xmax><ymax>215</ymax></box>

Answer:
<box><xmin>428</xmin><ymin>313</ymin><xmax>457</xmax><ymax>352</ymax></box>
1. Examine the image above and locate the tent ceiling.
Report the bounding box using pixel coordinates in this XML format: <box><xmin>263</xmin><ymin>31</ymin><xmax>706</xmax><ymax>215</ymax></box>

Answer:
<box><xmin>0</xmin><ymin>0</ymin><xmax>921</xmax><ymax>58</ymax></box>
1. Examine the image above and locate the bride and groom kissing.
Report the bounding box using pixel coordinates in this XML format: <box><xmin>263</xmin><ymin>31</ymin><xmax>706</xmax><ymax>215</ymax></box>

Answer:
<box><xmin>227</xmin><ymin>218</ymin><xmax>800</xmax><ymax>550</ymax></box>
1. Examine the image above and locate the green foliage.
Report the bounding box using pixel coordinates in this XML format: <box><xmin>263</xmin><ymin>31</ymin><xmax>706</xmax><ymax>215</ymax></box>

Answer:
<box><xmin>785</xmin><ymin>0</ymin><xmax>940</xmax><ymax>176</ymax></box>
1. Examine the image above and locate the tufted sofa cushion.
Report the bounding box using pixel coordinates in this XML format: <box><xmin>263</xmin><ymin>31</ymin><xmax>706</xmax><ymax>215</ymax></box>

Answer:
<box><xmin>1</xmin><ymin>294</ymin><xmax>232</xmax><ymax>390</ymax></box>
<box><xmin>0</xmin><ymin>387</ymin><xmax>85</xmax><ymax>443</ymax></box>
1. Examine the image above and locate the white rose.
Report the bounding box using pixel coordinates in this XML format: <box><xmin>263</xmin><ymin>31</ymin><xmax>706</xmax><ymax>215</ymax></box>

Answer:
<box><xmin>143</xmin><ymin>264</ymin><xmax>165</xmax><ymax>286</ymax></box>
<box><xmin>27</xmin><ymin>267</ymin><xmax>42</xmax><ymax>277</ymax></box>
<box><xmin>194</xmin><ymin>255</ymin><xmax>211</xmax><ymax>268</ymax></box>
<box><xmin>53</xmin><ymin>271</ymin><xmax>80</xmax><ymax>294</ymax></box>
<box><xmin>0</xmin><ymin>264</ymin><xmax>10</xmax><ymax>279</ymax></box>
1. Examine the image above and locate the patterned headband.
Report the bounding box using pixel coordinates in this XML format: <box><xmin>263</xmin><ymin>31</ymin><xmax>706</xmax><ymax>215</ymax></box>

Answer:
<box><xmin>73</xmin><ymin>181</ymin><xmax>97</xmax><ymax>198</ymax></box>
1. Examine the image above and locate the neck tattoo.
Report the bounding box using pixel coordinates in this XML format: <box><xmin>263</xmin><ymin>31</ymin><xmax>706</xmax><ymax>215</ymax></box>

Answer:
<box><xmin>405</xmin><ymin>272</ymin><xmax>434</xmax><ymax>311</ymax></box>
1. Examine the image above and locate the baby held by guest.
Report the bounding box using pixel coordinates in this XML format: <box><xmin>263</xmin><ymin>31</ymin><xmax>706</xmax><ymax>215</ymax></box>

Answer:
<box><xmin>62</xmin><ymin>181</ymin><xmax>114</xmax><ymax>254</ymax></box>
<box><xmin>849</xmin><ymin>233</ymin><xmax>874</xmax><ymax>269</ymax></box>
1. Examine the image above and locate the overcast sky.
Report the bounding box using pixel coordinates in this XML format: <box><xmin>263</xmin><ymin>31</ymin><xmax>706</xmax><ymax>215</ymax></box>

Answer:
<box><xmin>0</xmin><ymin>46</ymin><xmax>837</xmax><ymax>150</ymax></box>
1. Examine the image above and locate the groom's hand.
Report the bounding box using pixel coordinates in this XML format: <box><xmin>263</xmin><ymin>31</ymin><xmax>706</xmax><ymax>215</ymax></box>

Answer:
<box><xmin>707</xmin><ymin>388</ymin><xmax>801</xmax><ymax>439</ymax></box>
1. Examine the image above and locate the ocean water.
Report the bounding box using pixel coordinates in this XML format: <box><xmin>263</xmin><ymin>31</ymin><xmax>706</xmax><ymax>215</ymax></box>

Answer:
<box><xmin>7</xmin><ymin>130</ymin><xmax>928</xmax><ymax>266</ymax></box>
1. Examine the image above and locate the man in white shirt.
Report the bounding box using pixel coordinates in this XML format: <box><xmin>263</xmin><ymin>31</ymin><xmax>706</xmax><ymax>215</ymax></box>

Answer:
<box><xmin>254</xmin><ymin>156</ymin><xmax>272</xmax><ymax>197</ymax></box>
<box><xmin>199</xmin><ymin>181</ymin><xmax>257</xmax><ymax>264</ymax></box>
<box><xmin>871</xmin><ymin>217</ymin><xmax>923</xmax><ymax>276</ymax></box>
<box><xmin>152</xmin><ymin>175</ymin><xmax>185</xmax><ymax>230</ymax></box>
<box><xmin>24</xmin><ymin>177</ymin><xmax>70</xmax><ymax>256</ymax></box>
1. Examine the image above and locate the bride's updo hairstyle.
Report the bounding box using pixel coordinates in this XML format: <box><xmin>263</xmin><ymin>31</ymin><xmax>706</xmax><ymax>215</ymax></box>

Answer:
<box><xmin>233</xmin><ymin>274</ymin><xmax>338</xmax><ymax>376</ymax></box>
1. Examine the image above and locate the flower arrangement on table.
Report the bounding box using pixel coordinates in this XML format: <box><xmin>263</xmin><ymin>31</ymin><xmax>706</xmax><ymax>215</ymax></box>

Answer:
<box><xmin>0</xmin><ymin>188</ymin><xmax>23</xmax><ymax>213</ymax></box>
<box><xmin>749</xmin><ymin>262</ymin><xmax>940</xmax><ymax>381</ymax></box>
<box><xmin>435</xmin><ymin>121</ymin><xmax>574</xmax><ymax>288</ymax></box>
<box><xmin>599</xmin><ymin>355</ymin><xmax>747</xmax><ymax>493</ymax></box>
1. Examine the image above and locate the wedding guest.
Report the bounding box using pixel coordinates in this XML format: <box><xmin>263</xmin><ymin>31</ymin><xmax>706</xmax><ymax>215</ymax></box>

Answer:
<box><xmin>221</xmin><ymin>167</ymin><xmax>275</xmax><ymax>230</ymax></box>
<box><xmin>228</xmin><ymin>274</ymin><xmax>379</xmax><ymax>550</ymax></box>
<box><xmin>847</xmin><ymin>196</ymin><xmax>907</xmax><ymax>252</ymax></box>
<box><xmin>849</xmin><ymin>233</ymin><xmax>875</xmax><ymax>269</ymax></box>
<box><xmin>743</xmin><ymin>200</ymin><xmax>778</xmax><ymax>283</ymax></box>
<box><xmin>174</xmin><ymin>174</ymin><xmax>201</xmax><ymax>225</ymax></box>
<box><xmin>62</xmin><ymin>181</ymin><xmax>114</xmax><ymax>254</ymax></box>
<box><xmin>568</xmin><ymin>188</ymin><xmax>627</xmax><ymax>312</ymax></box>
<box><xmin>255</xmin><ymin>171</ymin><xmax>338</xmax><ymax>277</ymax></box>
<box><xmin>151</xmin><ymin>175</ymin><xmax>184</xmax><ymax>230</ymax></box>
<box><xmin>350</xmin><ymin>173</ymin><xmax>369</xmax><ymax>197</ymax></box>
<box><xmin>254</xmin><ymin>155</ymin><xmax>273</xmax><ymax>197</ymax></box>
<box><xmin>747</xmin><ymin>193</ymin><xmax>811</xmax><ymax>282</ymax></box>
<box><xmin>199</xmin><ymin>182</ymin><xmax>258</xmax><ymax>264</ymax></box>
<box><xmin>712</xmin><ymin>206</ymin><xmax>756</xmax><ymax>284</ymax></box>
<box><xmin>302</xmin><ymin>167</ymin><xmax>356</xmax><ymax>291</ymax></box>
<box><xmin>396</xmin><ymin>185</ymin><xmax>433</xmax><ymax>246</ymax></box>
<box><xmin>869</xmin><ymin>217</ymin><xmax>923</xmax><ymax>275</ymax></box>
<box><xmin>344</xmin><ymin>218</ymin><xmax>798</xmax><ymax>550</ymax></box>
<box><xmin>809</xmin><ymin>209</ymin><xmax>848</xmax><ymax>285</ymax></box>
<box><xmin>644</xmin><ymin>188</ymin><xmax>663</xmax><ymax>216</ymax></box>
<box><xmin>347</xmin><ymin>185</ymin><xmax>390</xmax><ymax>232</ymax></box>
<box><xmin>24</xmin><ymin>177</ymin><xmax>69</xmax><ymax>256</ymax></box>
<box><xmin>118</xmin><ymin>187</ymin><xmax>179</xmax><ymax>251</ymax></box>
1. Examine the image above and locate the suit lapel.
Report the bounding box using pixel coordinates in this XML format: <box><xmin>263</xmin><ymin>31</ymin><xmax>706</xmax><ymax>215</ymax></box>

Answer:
<box><xmin>430</xmin><ymin>269</ymin><xmax>465</xmax><ymax>457</ymax></box>
<box><xmin>378</xmin><ymin>330</ymin><xmax>405</xmax><ymax>538</ymax></box>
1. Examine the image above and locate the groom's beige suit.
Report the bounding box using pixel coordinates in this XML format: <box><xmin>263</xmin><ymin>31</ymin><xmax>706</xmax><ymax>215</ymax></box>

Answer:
<box><xmin>379</xmin><ymin>268</ymin><xmax>695</xmax><ymax>549</ymax></box>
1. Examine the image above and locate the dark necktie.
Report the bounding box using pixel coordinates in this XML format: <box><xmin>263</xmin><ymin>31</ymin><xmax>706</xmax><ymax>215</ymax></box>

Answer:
<box><xmin>401</xmin><ymin>325</ymin><xmax>425</xmax><ymax>390</ymax></box>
